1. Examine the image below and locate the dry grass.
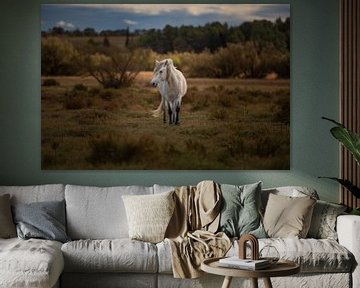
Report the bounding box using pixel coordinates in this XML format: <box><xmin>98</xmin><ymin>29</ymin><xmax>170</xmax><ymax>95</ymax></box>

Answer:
<box><xmin>41</xmin><ymin>73</ymin><xmax>290</xmax><ymax>169</ymax></box>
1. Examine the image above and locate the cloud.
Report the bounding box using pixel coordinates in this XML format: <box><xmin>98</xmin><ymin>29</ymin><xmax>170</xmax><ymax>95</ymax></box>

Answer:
<box><xmin>55</xmin><ymin>20</ymin><xmax>76</xmax><ymax>30</ymax></box>
<box><xmin>62</xmin><ymin>4</ymin><xmax>289</xmax><ymax>20</ymax></box>
<box><xmin>123</xmin><ymin>19</ymin><xmax>138</xmax><ymax>26</ymax></box>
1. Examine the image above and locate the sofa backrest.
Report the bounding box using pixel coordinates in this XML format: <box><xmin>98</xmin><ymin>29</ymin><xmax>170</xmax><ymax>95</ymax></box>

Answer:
<box><xmin>0</xmin><ymin>184</ymin><xmax>65</xmax><ymax>204</ymax></box>
<box><xmin>261</xmin><ymin>186</ymin><xmax>319</xmax><ymax>212</ymax></box>
<box><xmin>65</xmin><ymin>184</ymin><xmax>153</xmax><ymax>240</ymax></box>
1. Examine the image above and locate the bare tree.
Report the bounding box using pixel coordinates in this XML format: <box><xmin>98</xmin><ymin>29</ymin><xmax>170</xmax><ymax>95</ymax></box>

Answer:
<box><xmin>83</xmin><ymin>48</ymin><xmax>142</xmax><ymax>89</ymax></box>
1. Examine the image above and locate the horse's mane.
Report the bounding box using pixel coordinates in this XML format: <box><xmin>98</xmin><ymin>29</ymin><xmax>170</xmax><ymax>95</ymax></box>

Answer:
<box><xmin>153</xmin><ymin>59</ymin><xmax>175</xmax><ymax>73</ymax></box>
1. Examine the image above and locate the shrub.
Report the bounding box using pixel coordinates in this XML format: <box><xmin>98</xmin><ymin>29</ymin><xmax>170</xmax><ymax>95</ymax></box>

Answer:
<box><xmin>41</xmin><ymin>37</ymin><xmax>80</xmax><ymax>75</ymax></box>
<box><xmin>100</xmin><ymin>89</ymin><xmax>115</xmax><ymax>101</ymax></box>
<box><xmin>63</xmin><ymin>86</ymin><xmax>90</xmax><ymax>110</ymax></box>
<box><xmin>42</xmin><ymin>78</ymin><xmax>60</xmax><ymax>86</ymax></box>
<box><xmin>210</xmin><ymin>108</ymin><xmax>228</xmax><ymax>121</ymax></box>
<box><xmin>82</xmin><ymin>48</ymin><xmax>144</xmax><ymax>89</ymax></box>
<box><xmin>73</xmin><ymin>84</ymin><xmax>88</xmax><ymax>91</ymax></box>
<box><xmin>87</xmin><ymin>134</ymin><xmax>148</xmax><ymax>164</ymax></box>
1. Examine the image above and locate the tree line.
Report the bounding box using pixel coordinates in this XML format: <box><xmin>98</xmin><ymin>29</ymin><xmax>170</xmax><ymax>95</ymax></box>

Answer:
<box><xmin>42</xmin><ymin>18</ymin><xmax>290</xmax><ymax>53</ymax></box>
<box><xmin>135</xmin><ymin>18</ymin><xmax>290</xmax><ymax>54</ymax></box>
<box><xmin>41</xmin><ymin>18</ymin><xmax>290</xmax><ymax>86</ymax></box>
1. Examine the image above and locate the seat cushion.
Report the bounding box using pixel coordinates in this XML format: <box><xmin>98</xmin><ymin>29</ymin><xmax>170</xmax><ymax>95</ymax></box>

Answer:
<box><xmin>61</xmin><ymin>273</ymin><xmax>157</xmax><ymax>288</ymax></box>
<box><xmin>157</xmin><ymin>238</ymin><xmax>354</xmax><ymax>274</ymax></box>
<box><xmin>0</xmin><ymin>238</ymin><xmax>64</xmax><ymax>288</ymax></box>
<box><xmin>228</xmin><ymin>238</ymin><xmax>354</xmax><ymax>273</ymax></box>
<box><xmin>62</xmin><ymin>239</ymin><xmax>158</xmax><ymax>273</ymax></box>
<box><xmin>65</xmin><ymin>185</ymin><xmax>153</xmax><ymax>239</ymax></box>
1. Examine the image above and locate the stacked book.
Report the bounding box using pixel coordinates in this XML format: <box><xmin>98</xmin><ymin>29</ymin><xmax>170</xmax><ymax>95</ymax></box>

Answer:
<box><xmin>218</xmin><ymin>257</ymin><xmax>271</xmax><ymax>270</ymax></box>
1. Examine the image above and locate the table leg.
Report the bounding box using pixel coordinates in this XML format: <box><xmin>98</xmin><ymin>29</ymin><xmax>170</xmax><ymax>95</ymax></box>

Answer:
<box><xmin>251</xmin><ymin>278</ymin><xmax>258</xmax><ymax>288</ymax></box>
<box><xmin>263</xmin><ymin>277</ymin><xmax>273</xmax><ymax>288</ymax></box>
<box><xmin>221</xmin><ymin>276</ymin><xmax>233</xmax><ymax>288</ymax></box>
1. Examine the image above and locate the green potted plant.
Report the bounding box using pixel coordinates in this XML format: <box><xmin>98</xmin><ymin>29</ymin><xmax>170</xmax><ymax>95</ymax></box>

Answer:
<box><xmin>320</xmin><ymin>117</ymin><xmax>360</xmax><ymax>215</ymax></box>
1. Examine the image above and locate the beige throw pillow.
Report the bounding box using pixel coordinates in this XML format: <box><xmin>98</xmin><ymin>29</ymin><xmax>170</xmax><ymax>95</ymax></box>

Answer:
<box><xmin>263</xmin><ymin>193</ymin><xmax>316</xmax><ymax>238</ymax></box>
<box><xmin>122</xmin><ymin>191</ymin><xmax>175</xmax><ymax>243</ymax></box>
<box><xmin>0</xmin><ymin>194</ymin><xmax>16</xmax><ymax>238</ymax></box>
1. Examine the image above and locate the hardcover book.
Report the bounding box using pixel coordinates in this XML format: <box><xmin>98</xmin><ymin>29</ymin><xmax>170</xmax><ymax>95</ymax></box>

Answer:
<box><xmin>218</xmin><ymin>257</ymin><xmax>271</xmax><ymax>270</ymax></box>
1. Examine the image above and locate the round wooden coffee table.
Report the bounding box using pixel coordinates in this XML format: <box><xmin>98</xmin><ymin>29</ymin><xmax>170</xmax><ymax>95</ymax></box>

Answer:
<box><xmin>201</xmin><ymin>257</ymin><xmax>300</xmax><ymax>288</ymax></box>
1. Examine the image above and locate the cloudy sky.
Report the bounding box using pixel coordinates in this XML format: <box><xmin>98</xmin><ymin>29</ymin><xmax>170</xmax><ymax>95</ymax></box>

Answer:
<box><xmin>41</xmin><ymin>4</ymin><xmax>290</xmax><ymax>32</ymax></box>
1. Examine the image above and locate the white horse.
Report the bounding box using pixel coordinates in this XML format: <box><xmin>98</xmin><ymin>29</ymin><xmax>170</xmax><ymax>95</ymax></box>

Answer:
<box><xmin>151</xmin><ymin>59</ymin><xmax>187</xmax><ymax>125</ymax></box>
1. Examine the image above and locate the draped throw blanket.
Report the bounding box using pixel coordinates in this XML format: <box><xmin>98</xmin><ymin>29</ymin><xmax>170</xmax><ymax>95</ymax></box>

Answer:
<box><xmin>165</xmin><ymin>181</ymin><xmax>231</xmax><ymax>278</ymax></box>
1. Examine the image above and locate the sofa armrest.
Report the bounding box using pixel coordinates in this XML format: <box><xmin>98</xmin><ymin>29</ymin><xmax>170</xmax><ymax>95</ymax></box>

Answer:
<box><xmin>337</xmin><ymin>215</ymin><xmax>360</xmax><ymax>288</ymax></box>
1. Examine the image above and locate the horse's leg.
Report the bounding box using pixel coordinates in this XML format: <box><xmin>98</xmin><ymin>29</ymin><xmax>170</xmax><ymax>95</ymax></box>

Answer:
<box><xmin>162</xmin><ymin>99</ymin><xmax>167</xmax><ymax>124</ymax></box>
<box><xmin>163</xmin><ymin>107</ymin><xmax>166</xmax><ymax>124</ymax></box>
<box><xmin>168</xmin><ymin>103</ymin><xmax>173</xmax><ymax>125</ymax></box>
<box><xmin>175</xmin><ymin>104</ymin><xmax>180</xmax><ymax>125</ymax></box>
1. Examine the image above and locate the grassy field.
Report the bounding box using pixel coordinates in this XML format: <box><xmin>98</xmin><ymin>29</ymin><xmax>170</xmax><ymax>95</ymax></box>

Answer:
<box><xmin>41</xmin><ymin>73</ymin><xmax>290</xmax><ymax>170</ymax></box>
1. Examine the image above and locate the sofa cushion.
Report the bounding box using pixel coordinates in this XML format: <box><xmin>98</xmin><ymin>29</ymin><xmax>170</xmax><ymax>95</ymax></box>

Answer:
<box><xmin>307</xmin><ymin>200</ymin><xmax>347</xmax><ymax>240</ymax></box>
<box><xmin>260</xmin><ymin>238</ymin><xmax>353</xmax><ymax>273</ymax></box>
<box><xmin>0</xmin><ymin>194</ymin><xmax>16</xmax><ymax>238</ymax></box>
<box><xmin>0</xmin><ymin>184</ymin><xmax>65</xmax><ymax>204</ymax></box>
<box><xmin>158</xmin><ymin>237</ymin><xmax>353</xmax><ymax>274</ymax></box>
<box><xmin>65</xmin><ymin>185</ymin><xmax>153</xmax><ymax>239</ymax></box>
<box><xmin>61</xmin><ymin>273</ymin><xmax>157</xmax><ymax>288</ymax></box>
<box><xmin>261</xmin><ymin>186</ymin><xmax>319</xmax><ymax>212</ymax></box>
<box><xmin>61</xmin><ymin>239</ymin><xmax>158</xmax><ymax>273</ymax></box>
<box><xmin>122</xmin><ymin>191</ymin><xmax>175</xmax><ymax>243</ymax></box>
<box><xmin>0</xmin><ymin>238</ymin><xmax>64</xmax><ymax>288</ymax></box>
<box><xmin>218</xmin><ymin>182</ymin><xmax>266</xmax><ymax>238</ymax></box>
<box><xmin>263</xmin><ymin>194</ymin><xmax>316</xmax><ymax>238</ymax></box>
<box><xmin>233</xmin><ymin>238</ymin><xmax>353</xmax><ymax>273</ymax></box>
<box><xmin>12</xmin><ymin>200</ymin><xmax>70</xmax><ymax>243</ymax></box>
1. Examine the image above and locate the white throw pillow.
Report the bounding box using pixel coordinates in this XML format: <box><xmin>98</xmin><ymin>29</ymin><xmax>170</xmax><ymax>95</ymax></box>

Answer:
<box><xmin>122</xmin><ymin>191</ymin><xmax>175</xmax><ymax>243</ymax></box>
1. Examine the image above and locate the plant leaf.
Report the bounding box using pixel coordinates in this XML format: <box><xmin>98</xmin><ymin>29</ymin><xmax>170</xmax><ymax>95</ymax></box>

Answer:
<box><xmin>322</xmin><ymin>117</ymin><xmax>360</xmax><ymax>165</ymax></box>
<box><xmin>330</xmin><ymin>127</ymin><xmax>360</xmax><ymax>165</ymax></box>
<box><xmin>319</xmin><ymin>177</ymin><xmax>360</xmax><ymax>198</ymax></box>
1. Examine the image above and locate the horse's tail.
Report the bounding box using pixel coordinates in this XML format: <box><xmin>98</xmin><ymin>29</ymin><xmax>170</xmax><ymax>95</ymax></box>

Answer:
<box><xmin>152</xmin><ymin>98</ymin><xmax>163</xmax><ymax>118</ymax></box>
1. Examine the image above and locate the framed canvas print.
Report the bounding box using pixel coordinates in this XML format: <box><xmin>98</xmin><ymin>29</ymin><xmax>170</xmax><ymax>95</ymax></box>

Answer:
<box><xmin>41</xmin><ymin>4</ymin><xmax>290</xmax><ymax>170</ymax></box>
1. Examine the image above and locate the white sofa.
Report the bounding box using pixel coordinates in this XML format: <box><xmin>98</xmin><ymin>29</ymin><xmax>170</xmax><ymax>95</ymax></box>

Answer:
<box><xmin>0</xmin><ymin>184</ymin><xmax>359</xmax><ymax>288</ymax></box>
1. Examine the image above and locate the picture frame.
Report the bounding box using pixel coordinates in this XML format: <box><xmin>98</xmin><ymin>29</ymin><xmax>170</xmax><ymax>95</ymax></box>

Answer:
<box><xmin>41</xmin><ymin>4</ymin><xmax>290</xmax><ymax>170</ymax></box>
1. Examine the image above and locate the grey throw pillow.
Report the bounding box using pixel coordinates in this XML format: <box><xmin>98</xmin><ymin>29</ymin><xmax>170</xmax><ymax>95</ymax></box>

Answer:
<box><xmin>218</xmin><ymin>182</ymin><xmax>266</xmax><ymax>238</ymax></box>
<box><xmin>0</xmin><ymin>194</ymin><xmax>16</xmax><ymax>238</ymax></box>
<box><xmin>12</xmin><ymin>200</ymin><xmax>70</xmax><ymax>243</ymax></box>
<box><xmin>307</xmin><ymin>200</ymin><xmax>347</xmax><ymax>240</ymax></box>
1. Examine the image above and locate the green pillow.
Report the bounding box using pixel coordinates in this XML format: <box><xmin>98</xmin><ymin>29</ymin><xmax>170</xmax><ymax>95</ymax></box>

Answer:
<box><xmin>218</xmin><ymin>182</ymin><xmax>266</xmax><ymax>238</ymax></box>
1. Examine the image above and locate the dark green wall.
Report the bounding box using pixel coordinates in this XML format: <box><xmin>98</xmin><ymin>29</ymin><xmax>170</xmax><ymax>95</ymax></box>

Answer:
<box><xmin>0</xmin><ymin>0</ymin><xmax>340</xmax><ymax>202</ymax></box>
